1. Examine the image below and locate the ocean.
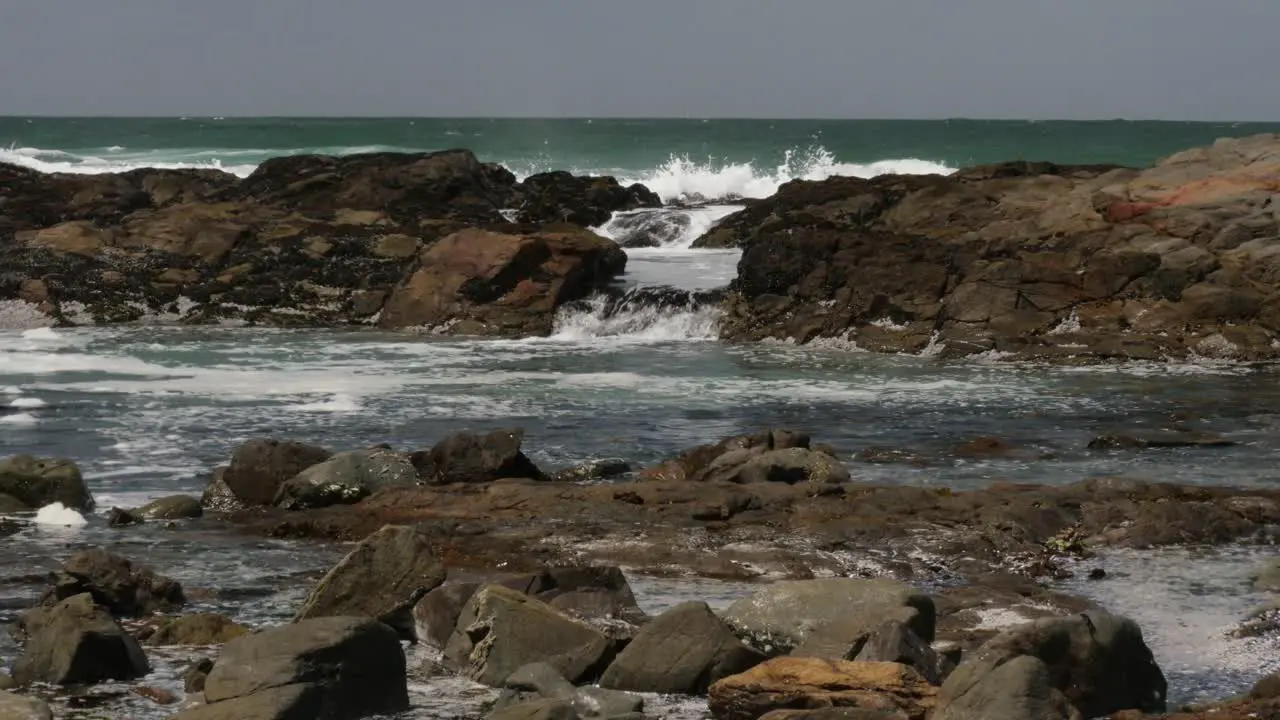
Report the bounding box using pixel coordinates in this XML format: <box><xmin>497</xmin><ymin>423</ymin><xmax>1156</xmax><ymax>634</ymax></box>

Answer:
<box><xmin>3</xmin><ymin>118</ymin><xmax>1280</xmax><ymax>718</ymax></box>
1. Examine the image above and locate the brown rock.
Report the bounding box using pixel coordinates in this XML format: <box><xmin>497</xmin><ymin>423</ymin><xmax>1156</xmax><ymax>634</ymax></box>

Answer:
<box><xmin>708</xmin><ymin>659</ymin><xmax>937</xmax><ymax>720</ymax></box>
<box><xmin>146</xmin><ymin>613</ymin><xmax>249</xmax><ymax>646</ymax></box>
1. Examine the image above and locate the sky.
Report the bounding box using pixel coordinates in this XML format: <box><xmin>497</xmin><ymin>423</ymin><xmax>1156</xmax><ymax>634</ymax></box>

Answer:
<box><xmin>2</xmin><ymin>0</ymin><xmax>1278</xmax><ymax>120</ymax></box>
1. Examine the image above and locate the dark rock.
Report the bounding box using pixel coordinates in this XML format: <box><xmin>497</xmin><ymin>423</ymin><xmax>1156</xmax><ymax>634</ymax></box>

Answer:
<box><xmin>853</xmin><ymin>621</ymin><xmax>944</xmax><ymax>685</ymax></box>
<box><xmin>601</xmin><ymin>601</ymin><xmax>765</xmax><ymax>694</ymax></box>
<box><xmin>275</xmin><ymin>448</ymin><xmax>417</xmax><ymax>510</ymax></box>
<box><xmin>188</xmin><ymin>616</ymin><xmax>408</xmax><ymax>720</ymax></box>
<box><xmin>13</xmin><ymin>593</ymin><xmax>149</xmax><ymax>685</ymax></box>
<box><xmin>184</xmin><ymin>657</ymin><xmax>215</xmax><ymax>694</ymax></box>
<box><xmin>932</xmin><ymin>654</ymin><xmax>1077</xmax><ymax>720</ymax></box>
<box><xmin>1252</xmin><ymin>671</ymin><xmax>1280</xmax><ymax>700</ymax></box>
<box><xmin>146</xmin><ymin>613</ymin><xmax>249</xmax><ymax>646</ymax></box>
<box><xmin>515</xmin><ymin>172</ymin><xmax>660</xmax><ymax>227</ymax></box>
<box><xmin>724</xmin><ymin>578</ymin><xmax>935</xmax><ymax>655</ymax></box>
<box><xmin>137</xmin><ymin>494</ymin><xmax>203</xmax><ymax>519</ymax></box>
<box><xmin>0</xmin><ymin>455</ymin><xmax>93</xmax><ymax>511</ymax></box>
<box><xmin>221</xmin><ymin>438</ymin><xmax>332</xmax><ymax>507</ymax></box>
<box><xmin>200</xmin><ymin>467</ymin><xmax>241</xmax><ymax>512</ymax></box>
<box><xmin>412</xmin><ymin>428</ymin><xmax>546</xmax><ymax>485</ymax></box>
<box><xmin>415</xmin><ymin>581</ymin><xmax>485</xmax><ymax>649</ymax></box>
<box><xmin>443</xmin><ymin>585</ymin><xmax>614</xmax><ymax>687</ymax></box>
<box><xmin>937</xmin><ymin>611</ymin><xmax>1165</xmax><ymax>718</ymax></box>
<box><xmin>1088</xmin><ymin>432</ymin><xmax>1236</xmax><ymax>450</ymax></box>
<box><xmin>295</xmin><ymin>524</ymin><xmax>446</xmax><ymax>630</ymax></box>
<box><xmin>39</xmin><ymin>548</ymin><xmax>184</xmax><ymax>616</ymax></box>
<box><xmin>106</xmin><ymin>507</ymin><xmax>143</xmax><ymax>527</ymax></box>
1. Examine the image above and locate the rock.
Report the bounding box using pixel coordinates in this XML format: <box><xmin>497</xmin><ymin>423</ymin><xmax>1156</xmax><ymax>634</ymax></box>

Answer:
<box><xmin>0</xmin><ymin>674</ymin><xmax>11</xmax><ymax>691</ymax></box>
<box><xmin>937</xmin><ymin>611</ymin><xmax>1165</xmax><ymax>718</ymax></box>
<box><xmin>137</xmin><ymin>494</ymin><xmax>204</xmax><ymax>519</ymax></box>
<box><xmin>106</xmin><ymin>507</ymin><xmax>144</xmax><ymax>527</ymax></box>
<box><xmin>147</xmin><ymin>613</ymin><xmax>249</xmax><ymax>645</ymax></box>
<box><xmin>1255</xmin><ymin>558</ymin><xmax>1280</xmax><ymax>591</ymax></box>
<box><xmin>708</xmin><ymin>659</ymin><xmax>937</xmax><ymax>720</ymax></box>
<box><xmin>412</xmin><ymin>428</ymin><xmax>546</xmax><ymax>485</ymax></box>
<box><xmin>758</xmin><ymin>712</ymin><xmax>910</xmax><ymax>720</ymax></box>
<box><xmin>200</xmin><ymin>467</ymin><xmax>241</xmax><ymax>512</ymax></box>
<box><xmin>443</xmin><ymin>585</ymin><xmax>614</xmax><ymax>686</ymax></box>
<box><xmin>723</xmin><ymin>578</ymin><xmax>935</xmax><ymax>655</ymax></box>
<box><xmin>189</xmin><ymin>616</ymin><xmax>408</xmax><ymax>720</ymax></box>
<box><xmin>295</xmin><ymin>524</ymin><xmax>446</xmax><ymax>632</ymax></box>
<box><xmin>702</xmin><ymin>447</ymin><xmax>852</xmax><ymax>485</ymax></box>
<box><xmin>0</xmin><ymin>455</ymin><xmax>93</xmax><ymax>511</ymax></box>
<box><xmin>515</xmin><ymin>172</ymin><xmax>661</xmax><ymax>227</ymax></box>
<box><xmin>221</xmin><ymin>438</ymin><xmax>332</xmax><ymax>507</ymax></box>
<box><xmin>853</xmin><ymin>621</ymin><xmax>944</xmax><ymax>685</ymax></box>
<box><xmin>13</xmin><ymin>593</ymin><xmax>149</xmax><ymax>685</ymax></box>
<box><xmin>932</xmin><ymin>655</ymin><xmax>1078</xmax><ymax>720</ymax></box>
<box><xmin>0</xmin><ymin>691</ymin><xmax>53</xmax><ymax>720</ymax></box>
<box><xmin>601</xmin><ymin>601</ymin><xmax>765</xmax><ymax>694</ymax></box>
<box><xmin>712</xmin><ymin>134</ymin><xmax>1280</xmax><ymax>362</ymax></box>
<box><xmin>133</xmin><ymin>685</ymin><xmax>179</xmax><ymax>705</ymax></box>
<box><xmin>506</xmin><ymin>662</ymin><xmax>576</xmax><ymax>699</ymax></box>
<box><xmin>1088</xmin><ymin>432</ymin><xmax>1236</xmax><ymax>450</ymax></box>
<box><xmin>572</xmin><ymin>686</ymin><xmax>644</xmax><ymax>718</ymax></box>
<box><xmin>551</xmin><ymin>459</ymin><xmax>633</xmax><ymax>483</ymax></box>
<box><xmin>184</xmin><ymin>657</ymin><xmax>215</xmax><ymax>693</ymax></box>
<box><xmin>274</xmin><ymin>448</ymin><xmax>417</xmax><ymax>510</ymax></box>
<box><xmin>39</xmin><ymin>548</ymin><xmax>184</xmax><ymax>616</ymax></box>
<box><xmin>489</xmin><ymin>698</ymin><xmax>579</xmax><ymax>720</ymax></box>
<box><xmin>378</xmin><ymin>227</ymin><xmax>627</xmax><ymax>336</ymax></box>
<box><xmin>1252</xmin><ymin>671</ymin><xmax>1280</xmax><ymax>699</ymax></box>
<box><xmin>415</xmin><ymin>581</ymin><xmax>486</xmax><ymax>649</ymax></box>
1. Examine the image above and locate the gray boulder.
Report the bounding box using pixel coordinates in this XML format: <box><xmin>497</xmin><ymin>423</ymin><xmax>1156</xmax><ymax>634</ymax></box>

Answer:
<box><xmin>221</xmin><ymin>438</ymin><xmax>332</xmax><ymax>506</ymax></box>
<box><xmin>724</xmin><ymin>578</ymin><xmax>935</xmax><ymax>655</ymax></box>
<box><xmin>137</xmin><ymin>494</ymin><xmax>203</xmax><ymax>519</ymax></box>
<box><xmin>601</xmin><ymin>601</ymin><xmax>764</xmax><ymax>694</ymax></box>
<box><xmin>415</xmin><ymin>581</ymin><xmax>486</xmax><ymax>649</ymax></box>
<box><xmin>495</xmin><ymin>663</ymin><xmax>642</xmax><ymax>720</ymax></box>
<box><xmin>13</xmin><ymin>593</ymin><xmax>149</xmax><ymax>685</ymax></box>
<box><xmin>274</xmin><ymin>447</ymin><xmax>417</xmax><ymax>510</ymax></box>
<box><xmin>39</xmin><ymin>548</ymin><xmax>184</xmax><ymax>616</ymax></box>
<box><xmin>184</xmin><ymin>616</ymin><xmax>408</xmax><ymax>720</ymax></box>
<box><xmin>852</xmin><ymin>620</ymin><xmax>945</xmax><ymax>685</ymax></box>
<box><xmin>489</xmin><ymin>699</ymin><xmax>579</xmax><ymax>720</ymax></box>
<box><xmin>412</xmin><ymin>428</ymin><xmax>546</xmax><ymax>485</ymax></box>
<box><xmin>0</xmin><ymin>691</ymin><xmax>53</xmax><ymax>720</ymax></box>
<box><xmin>294</xmin><ymin>525</ymin><xmax>445</xmax><ymax>630</ymax></box>
<box><xmin>937</xmin><ymin>611</ymin><xmax>1165</xmax><ymax>718</ymax></box>
<box><xmin>703</xmin><ymin>447</ymin><xmax>851</xmax><ymax>485</ymax></box>
<box><xmin>933</xmin><ymin>655</ymin><xmax>1079</xmax><ymax>720</ymax></box>
<box><xmin>444</xmin><ymin>585</ymin><xmax>614</xmax><ymax>686</ymax></box>
<box><xmin>0</xmin><ymin>455</ymin><xmax>93</xmax><ymax>511</ymax></box>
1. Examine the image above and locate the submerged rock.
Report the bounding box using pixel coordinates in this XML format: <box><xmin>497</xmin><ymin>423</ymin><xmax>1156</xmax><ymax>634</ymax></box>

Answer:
<box><xmin>514</xmin><ymin>172</ymin><xmax>660</xmax><ymax>227</ymax></box>
<box><xmin>0</xmin><ymin>455</ymin><xmax>93</xmax><ymax>512</ymax></box>
<box><xmin>295</xmin><ymin>524</ymin><xmax>445</xmax><ymax>630</ymax></box>
<box><xmin>13</xmin><ymin>593</ymin><xmax>149</xmax><ymax>685</ymax></box>
<box><xmin>0</xmin><ymin>690</ymin><xmax>53</xmax><ymax>720</ymax></box>
<box><xmin>137</xmin><ymin>494</ymin><xmax>204</xmax><ymax>519</ymax></box>
<box><xmin>180</xmin><ymin>616</ymin><xmax>408</xmax><ymax>720</ymax></box>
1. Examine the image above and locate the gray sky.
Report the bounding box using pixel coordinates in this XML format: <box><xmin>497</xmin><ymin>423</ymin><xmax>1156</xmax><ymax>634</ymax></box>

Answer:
<box><xmin>3</xmin><ymin>0</ymin><xmax>1277</xmax><ymax>120</ymax></box>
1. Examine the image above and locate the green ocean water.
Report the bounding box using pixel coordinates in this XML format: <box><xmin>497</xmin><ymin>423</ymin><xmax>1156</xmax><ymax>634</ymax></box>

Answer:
<box><xmin>3</xmin><ymin>118</ymin><xmax>1279</xmax><ymax>201</ymax></box>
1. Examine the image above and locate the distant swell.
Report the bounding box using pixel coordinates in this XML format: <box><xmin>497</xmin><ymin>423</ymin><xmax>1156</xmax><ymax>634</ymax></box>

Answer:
<box><xmin>0</xmin><ymin>143</ymin><xmax>954</xmax><ymax>204</ymax></box>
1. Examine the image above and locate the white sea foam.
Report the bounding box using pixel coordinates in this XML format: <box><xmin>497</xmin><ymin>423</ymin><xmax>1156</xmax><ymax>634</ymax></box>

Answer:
<box><xmin>294</xmin><ymin>393</ymin><xmax>362</xmax><ymax>413</ymax></box>
<box><xmin>0</xmin><ymin>386</ymin><xmax>20</xmax><ymax>395</ymax></box>
<box><xmin>33</xmin><ymin>503</ymin><xmax>88</xmax><ymax>526</ymax></box>
<box><xmin>20</xmin><ymin>327</ymin><xmax>62</xmax><ymax>341</ymax></box>
<box><xmin>8</xmin><ymin>396</ymin><xmax>45</xmax><ymax>408</ymax></box>
<box><xmin>593</xmin><ymin>205</ymin><xmax>742</xmax><ymax>249</ymax></box>
<box><xmin>551</xmin><ymin>295</ymin><xmax>720</xmax><ymax>342</ymax></box>
<box><xmin>0</xmin><ymin>412</ymin><xmax>38</xmax><ymax>425</ymax></box>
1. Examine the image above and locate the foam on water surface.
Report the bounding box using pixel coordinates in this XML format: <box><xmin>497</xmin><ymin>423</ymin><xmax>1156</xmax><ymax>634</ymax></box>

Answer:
<box><xmin>32</xmin><ymin>503</ymin><xmax>88</xmax><ymax>527</ymax></box>
<box><xmin>8</xmin><ymin>396</ymin><xmax>45</xmax><ymax>408</ymax></box>
<box><xmin>0</xmin><ymin>412</ymin><xmax>38</xmax><ymax>425</ymax></box>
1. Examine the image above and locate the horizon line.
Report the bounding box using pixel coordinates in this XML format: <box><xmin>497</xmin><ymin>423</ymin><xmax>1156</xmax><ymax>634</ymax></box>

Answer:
<box><xmin>3</xmin><ymin>115</ymin><xmax>1280</xmax><ymax>124</ymax></box>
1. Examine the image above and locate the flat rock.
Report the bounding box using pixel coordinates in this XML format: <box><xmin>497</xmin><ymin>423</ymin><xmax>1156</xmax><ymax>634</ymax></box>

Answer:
<box><xmin>708</xmin><ymin>658</ymin><xmax>937</xmax><ymax>720</ymax></box>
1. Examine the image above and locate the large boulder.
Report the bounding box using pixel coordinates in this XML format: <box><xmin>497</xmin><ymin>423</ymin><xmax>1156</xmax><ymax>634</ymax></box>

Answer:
<box><xmin>443</xmin><ymin>585</ymin><xmax>615</xmax><ymax>686</ymax></box>
<box><xmin>274</xmin><ymin>447</ymin><xmax>417</xmax><ymax>510</ymax></box>
<box><xmin>39</xmin><ymin>548</ymin><xmax>184</xmax><ymax>616</ymax></box>
<box><xmin>852</xmin><ymin>621</ymin><xmax>945</xmax><ymax>685</ymax></box>
<box><xmin>936</xmin><ymin>611</ymin><xmax>1165</xmax><ymax>718</ymax></box>
<box><xmin>701</xmin><ymin>447</ymin><xmax>852</xmax><ymax>486</ymax></box>
<box><xmin>932</xmin><ymin>655</ymin><xmax>1078</xmax><ymax>720</ymax></box>
<box><xmin>185</xmin><ymin>616</ymin><xmax>408</xmax><ymax>720</ymax></box>
<box><xmin>514</xmin><ymin>171</ymin><xmax>661</xmax><ymax>227</ymax></box>
<box><xmin>294</xmin><ymin>524</ymin><xmax>445</xmax><ymax>628</ymax></box>
<box><xmin>12</xmin><ymin>593</ymin><xmax>149</xmax><ymax>685</ymax></box>
<box><xmin>708</xmin><ymin>659</ymin><xmax>937</xmax><ymax>720</ymax></box>
<box><xmin>412</xmin><ymin>428</ymin><xmax>546</xmax><ymax>485</ymax></box>
<box><xmin>722</xmin><ymin>579</ymin><xmax>935</xmax><ymax>655</ymax></box>
<box><xmin>0</xmin><ymin>691</ymin><xmax>53</xmax><ymax>720</ymax></box>
<box><xmin>600</xmin><ymin>601</ymin><xmax>765</xmax><ymax>694</ymax></box>
<box><xmin>377</xmin><ymin>227</ymin><xmax>627</xmax><ymax>336</ymax></box>
<box><xmin>219</xmin><ymin>438</ymin><xmax>332</xmax><ymax>507</ymax></box>
<box><xmin>0</xmin><ymin>455</ymin><xmax>93</xmax><ymax>511</ymax></box>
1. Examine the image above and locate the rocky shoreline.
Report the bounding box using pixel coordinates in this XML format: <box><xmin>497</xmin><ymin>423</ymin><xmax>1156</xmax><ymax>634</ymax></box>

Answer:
<box><xmin>3</xmin><ymin>428</ymin><xmax>1280</xmax><ymax>719</ymax></box>
<box><xmin>3</xmin><ymin>133</ymin><xmax>1279</xmax><ymax>361</ymax></box>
